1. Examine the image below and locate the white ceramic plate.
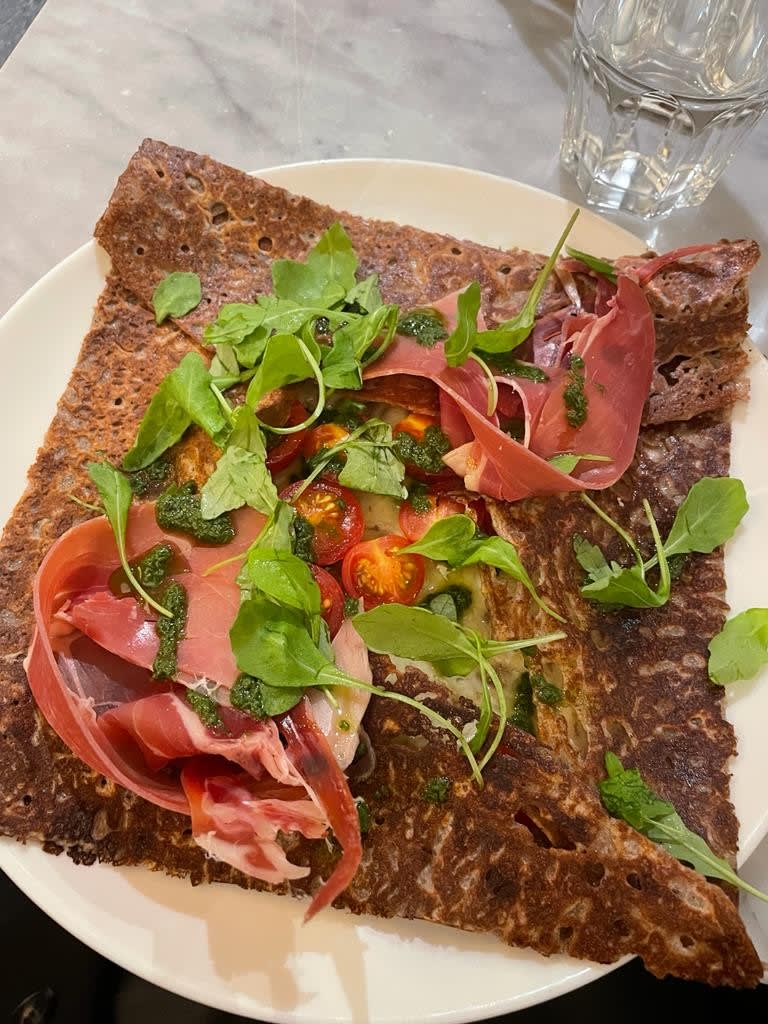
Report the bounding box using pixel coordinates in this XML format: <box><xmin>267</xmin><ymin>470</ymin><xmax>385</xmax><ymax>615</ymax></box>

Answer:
<box><xmin>1</xmin><ymin>160</ymin><xmax>767</xmax><ymax>1022</ymax></box>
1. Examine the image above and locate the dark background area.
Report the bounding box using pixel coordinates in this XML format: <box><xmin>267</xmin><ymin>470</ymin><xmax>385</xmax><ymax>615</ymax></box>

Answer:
<box><xmin>1</xmin><ymin>2</ymin><xmax>766</xmax><ymax>1021</ymax></box>
<box><xmin>2</xmin><ymin>870</ymin><xmax>766</xmax><ymax>1023</ymax></box>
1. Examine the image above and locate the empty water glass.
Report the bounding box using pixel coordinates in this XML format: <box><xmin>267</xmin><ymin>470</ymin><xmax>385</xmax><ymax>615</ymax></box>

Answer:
<box><xmin>561</xmin><ymin>0</ymin><xmax>768</xmax><ymax>218</ymax></box>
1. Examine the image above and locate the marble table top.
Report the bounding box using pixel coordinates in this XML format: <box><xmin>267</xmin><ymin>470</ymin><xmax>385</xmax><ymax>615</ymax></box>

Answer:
<box><xmin>1</xmin><ymin>0</ymin><xmax>767</xmax><ymax>353</ymax></box>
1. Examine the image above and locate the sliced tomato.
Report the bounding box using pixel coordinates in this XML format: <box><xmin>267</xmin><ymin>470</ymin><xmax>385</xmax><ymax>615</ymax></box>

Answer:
<box><xmin>398</xmin><ymin>490</ymin><xmax>489</xmax><ymax>541</ymax></box>
<box><xmin>393</xmin><ymin>413</ymin><xmax>456</xmax><ymax>484</ymax></box>
<box><xmin>265</xmin><ymin>402</ymin><xmax>309</xmax><ymax>473</ymax></box>
<box><xmin>302</xmin><ymin>423</ymin><xmax>350</xmax><ymax>465</ymax></box>
<box><xmin>310</xmin><ymin>565</ymin><xmax>344</xmax><ymax>637</ymax></box>
<box><xmin>280</xmin><ymin>480</ymin><xmax>364</xmax><ymax>566</ymax></box>
<box><xmin>342</xmin><ymin>535</ymin><xmax>426</xmax><ymax>609</ymax></box>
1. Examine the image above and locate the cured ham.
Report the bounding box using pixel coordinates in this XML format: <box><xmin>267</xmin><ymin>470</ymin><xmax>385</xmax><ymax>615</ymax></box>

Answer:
<box><xmin>26</xmin><ymin>504</ymin><xmax>364</xmax><ymax>904</ymax></box>
<box><xmin>364</xmin><ymin>275</ymin><xmax>655</xmax><ymax>501</ymax></box>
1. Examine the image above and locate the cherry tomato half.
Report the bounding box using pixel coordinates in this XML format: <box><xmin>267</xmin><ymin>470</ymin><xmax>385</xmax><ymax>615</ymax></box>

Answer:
<box><xmin>310</xmin><ymin>565</ymin><xmax>344</xmax><ymax>637</ymax></box>
<box><xmin>342</xmin><ymin>534</ymin><xmax>426</xmax><ymax>609</ymax></box>
<box><xmin>398</xmin><ymin>490</ymin><xmax>490</xmax><ymax>542</ymax></box>
<box><xmin>265</xmin><ymin>402</ymin><xmax>309</xmax><ymax>473</ymax></box>
<box><xmin>398</xmin><ymin>492</ymin><xmax>466</xmax><ymax>542</ymax></box>
<box><xmin>280</xmin><ymin>480</ymin><xmax>364</xmax><ymax>566</ymax></box>
<box><xmin>302</xmin><ymin>423</ymin><xmax>350</xmax><ymax>464</ymax></box>
<box><xmin>393</xmin><ymin>414</ymin><xmax>456</xmax><ymax>484</ymax></box>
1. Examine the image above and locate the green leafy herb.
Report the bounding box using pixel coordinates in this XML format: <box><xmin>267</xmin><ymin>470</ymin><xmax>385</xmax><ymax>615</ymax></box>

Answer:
<box><xmin>126</xmin><ymin>458</ymin><xmax>171</xmax><ymax>497</ymax></box>
<box><xmin>245</xmin><ymin>333</ymin><xmax>322</xmax><ymax>412</ymax></box>
<box><xmin>134</xmin><ymin>543</ymin><xmax>173</xmax><ymax>590</ymax></box>
<box><xmin>397</xmin><ymin>309</ymin><xmax>448</xmax><ymax>347</ymax></box>
<box><xmin>152</xmin><ymin>271</ymin><xmax>202</xmax><ymax>324</ymax></box>
<box><xmin>577</xmin><ymin>479</ymin><xmax>748</xmax><ymax>610</ymax></box>
<box><xmin>156</xmin><ymin>482</ymin><xmax>235</xmax><ymax>544</ymax></box>
<box><xmin>421</xmin><ymin>584</ymin><xmax>473</xmax><ymax>623</ymax></box>
<box><xmin>200</xmin><ymin>444</ymin><xmax>279</xmax><ymax>521</ymax></box>
<box><xmin>152</xmin><ymin>581</ymin><xmax>188</xmax><ymax>678</ymax></box>
<box><xmin>563</xmin><ymin>354</ymin><xmax>588</xmax><ymax>428</ymax></box>
<box><xmin>444</xmin><ymin>281</ymin><xmax>482</xmax><ymax>367</ymax></box>
<box><xmin>299</xmin><ymin>419</ymin><xmax>406</xmax><ymax>500</ymax></box>
<box><xmin>123</xmin><ymin>352</ymin><xmax>228</xmax><ymax>471</ymax></box>
<box><xmin>600</xmin><ymin>753</ymin><xmax>768</xmax><ymax>903</ymax></box>
<box><xmin>320</xmin><ymin>331</ymin><xmax>362</xmax><ymax>390</ymax></box>
<box><xmin>230</xmin><ymin>598</ymin><xmax>484</xmax><ymax>780</ymax></box>
<box><xmin>474</xmin><ymin>210</ymin><xmax>579</xmax><ymax>355</ymax></box>
<box><xmin>239</xmin><ymin>547</ymin><xmax>321</xmax><ymax>619</ymax></box>
<box><xmin>708</xmin><ymin>608</ymin><xmax>768</xmax><ymax>684</ymax></box>
<box><xmin>422</xmin><ymin>777</ymin><xmax>451</xmax><ymax>804</ymax></box>
<box><xmin>345</xmin><ymin>273</ymin><xmax>383</xmax><ymax>314</ymax></box>
<box><xmin>392</xmin><ymin>424</ymin><xmax>451</xmax><ymax>477</ymax></box>
<box><xmin>186</xmin><ymin>690</ymin><xmax>223</xmax><ymax>730</ymax></box>
<box><xmin>353</xmin><ymin>603</ymin><xmax>564</xmax><ymax>767</ymax></box>
<box><xmin>87</xmin><ymin>461</ymin><xmax>171</xmax><ymax>617</ymax></box>
<box><xmin>272</xmin><ymin>222</ymin><xmax>357</xmax><ymax>306</ymax></box>
<box><xmin>508</xmin><ymin>673</ymin><xmax>535</xmax><ymax>734</ymax></box>
<box><xmin>548</xmin><ymin>453</ymin><xmax>611</xmax><ymax>475</ymax></box>
<box><xmin>355</xmin><ymin>798</ymin><xmax>372</xmax><ymax>833</ymax></box>
<box><xmin>333</xmin><ymin>304</ymin><xmax>399</xmax><ymax>364</ymax></box>
<box><xmin>652</xmin><ymin>477</ymin><xmax>749</xmax><ymax>564</ymax></box>
<box><xmin>402</xmin><ymin>515</ymin><xmax>564</xmax><ymax>623</ymax></box>
<box><xmin>564</xmin><ymin>246</ymin><xmax>617</xmax><ymax>284</ymax></box>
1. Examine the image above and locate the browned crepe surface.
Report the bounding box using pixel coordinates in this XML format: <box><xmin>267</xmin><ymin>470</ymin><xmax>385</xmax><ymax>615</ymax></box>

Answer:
<box><xmin>0</xmin><ymin>142</ymin><xmax>761</xmax><ymax>986</ymax></box>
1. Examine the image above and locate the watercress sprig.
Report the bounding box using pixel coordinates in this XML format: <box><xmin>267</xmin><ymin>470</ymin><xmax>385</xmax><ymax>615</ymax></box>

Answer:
<box><xmin>600</xmin><ymin>753</ymin><xmax>768</xmax><ymax>903</ymax></box>
<box><xmin>563</xmin><ymin>246</ymin><xmax>617</xmax><ymax>284</ymax></box>
<box><xmin>293</xmin><ymin>418</ymin><xmax>406</xmax><ymax>500</ymax></box>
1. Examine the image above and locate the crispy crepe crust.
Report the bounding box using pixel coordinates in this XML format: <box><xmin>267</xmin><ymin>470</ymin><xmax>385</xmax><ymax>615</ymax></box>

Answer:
<box><xmin>0</xmin><ymin>143</ymin><xmax>761</xmax><ymax>986</ymax></box>
<box><xmin>485</xmin><ymin>416</ymin><xmax>737</xmax><ymax>861</ymax></box>
<box><xmin>94</xmin><ymin>140</ymin><xmax>756</xmax><ymax>425</ymax></box>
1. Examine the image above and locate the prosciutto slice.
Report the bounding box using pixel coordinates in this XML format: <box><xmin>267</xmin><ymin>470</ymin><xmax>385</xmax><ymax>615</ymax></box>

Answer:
<box><xmin>26</xmin><ymin>504</ymin><xmax>364</xmax><ymax>907</ymax></box>
<box><xmin>365</xmin><ymin>275</ymin><xmax>654</xmax><ymax>501</ymax></box>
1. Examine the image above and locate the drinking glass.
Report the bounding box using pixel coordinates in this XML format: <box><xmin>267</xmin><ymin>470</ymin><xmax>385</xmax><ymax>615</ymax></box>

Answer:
<box><xmin>561</xmin><ymin>0</ymin><xmax>768</xmax><ymax>218</ymax></box>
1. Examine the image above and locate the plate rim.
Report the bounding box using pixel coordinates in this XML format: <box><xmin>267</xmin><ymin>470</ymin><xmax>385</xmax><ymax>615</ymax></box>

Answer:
<box><xmin>0</xmin><ymin>156</ymin><xmax>763</xmax><ymax>1022</ymax></box>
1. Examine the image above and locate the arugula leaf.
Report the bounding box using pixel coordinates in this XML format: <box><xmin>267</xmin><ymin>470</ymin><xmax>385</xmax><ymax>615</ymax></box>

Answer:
<box><xmin>548</xmin><ymin>453</ymin><xmax>611</xmax><ymax>475</ymax></box>
<box><xmin>272</xmin><ymin>222</ymin><xmax>356</xmax><ymax>306</ymax></box>
<box><xmin>579</xmin><ymin>499</ymin><xmax>670</xmax><ymax>608</ymax></box>
<box><xmin>444</xmin><ymin>281</ymin><xmax>482</xmax><ymax>367</ymax></box>
<box><xmin>345</xmin><ymin>273</ymin><xmax>383</xmax><ymax>313</ymax></box>
<box><xmin>230</xmin><ymin>673</ymin><xmax>302</xmax><ymax>717</ymax></box>
<box><xmin>708</xmin><ymin>608</ymin><xmax>768</xmax><ymax>684</ymax></box>
<box><xmin>87</xmin><ymin>461</ymin><xmax>170</xmax><ymax>617</ymax></box>
<box><xmin>573</xmin><ymin>534</ymin><xmax>613</xmax><ymax>583</ymax></box>
<box><xmin>321</xmin><ymin>331</ymin><xmax>362</xmax><ymax>390</ymax></box>
<box><xmin>401</xmin><ymin>515</ymin><xmax>564</xmax><ymax>622</ymax></box>
<box><xmin>239</xmin><ymin>548</ymin><xmax>321</xmax><ymax>619</ymax></box>
<box><xmin>352</xmin><ymin>604</ymin><xmax>478</xmax><ymax>675</ymax></box>
<box><xmin>152</xmin><ymin>271</ymin><xmax>202</xmax><ymax>324</ymax></box>
<box><xmin>564</xmin><ymin>246</ymin><xmax>617</xmax><ymax>284</ymax></box>
<box><xmin>333</xmin><ymin>304</ymin><xmax>399</xmax><ymax>362</ymax></box>
<box><xmin>474</xmin><ymin>209</ymin><xmax>579</xmax><ymax>354</ymax></box>
<box><xmin>202</xmin><ymin>302</ymin><xmax>269</xmax><ymax>362</ymax></box>
<box><xmin>337</xmin><ymin>421</ymin><xmax>406</xmax><ymax>499</ymax></box>
<box><xmin>231</xmin><ymin>598</ymin><xmax>330</xmax><ymax>687</ymax></box>
<box><xmin>123</xmin><ymin>352</ymin><xmax>228</xmax><ymax>471</ymax></box>
<box><xmin>600</xmin><ymin>753</ymin><xmax>768</xmax><ymax>903</ymax></box>
<box><xmin>245</xmin><ymin>333</ymin><xmax>321</xmax><ymax>408</ymax></box>
<box><xmin>228</xmin><ymin>404</ymin><xmax>265</xmax><ymax>453</ymax></box>
<box><xmin>199</xmin><ymin>444</ymin><xmax>279</xmax><ymax>520</ymax></box>
<box><xmin>662</xmin><ymin>477</ymin><xmax>748</xmax><ymax>560</ymax></box>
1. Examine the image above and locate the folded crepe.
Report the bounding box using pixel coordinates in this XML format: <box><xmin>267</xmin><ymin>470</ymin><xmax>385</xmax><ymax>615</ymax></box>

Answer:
<box><xmin>0</xmin><ymin>140</ymin><xmax>761</xmax><ymax>987</ymax></box>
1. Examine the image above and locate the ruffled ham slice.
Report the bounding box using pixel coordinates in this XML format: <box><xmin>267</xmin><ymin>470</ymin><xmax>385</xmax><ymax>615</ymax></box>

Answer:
<box><xmin>26</xmin><ymin>504</ymin><xmax>363</xmax><ymax>907</ymax></box>
<box><xmin>365</xmin><ymin>275</ymin><xmax>654</xmax><ymax>500</ymax></box>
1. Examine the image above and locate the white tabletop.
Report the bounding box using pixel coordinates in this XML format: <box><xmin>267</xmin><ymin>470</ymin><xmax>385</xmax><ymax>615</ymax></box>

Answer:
<box><xmin>1</xmin><ymin>0</ymin><xmax>767</xmax><ymax>980</ymax></box>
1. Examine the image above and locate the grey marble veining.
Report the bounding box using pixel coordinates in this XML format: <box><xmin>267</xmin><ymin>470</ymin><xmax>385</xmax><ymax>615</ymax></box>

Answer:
<box><xmin>1</xmin><ymin>0</ymin><xmax>766</xmax><ymax>346</ymax></box>
<box><xmin>0</xmin><ymin>0</ymin><xmax>47</xmax><ymax>66</ymax></box>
